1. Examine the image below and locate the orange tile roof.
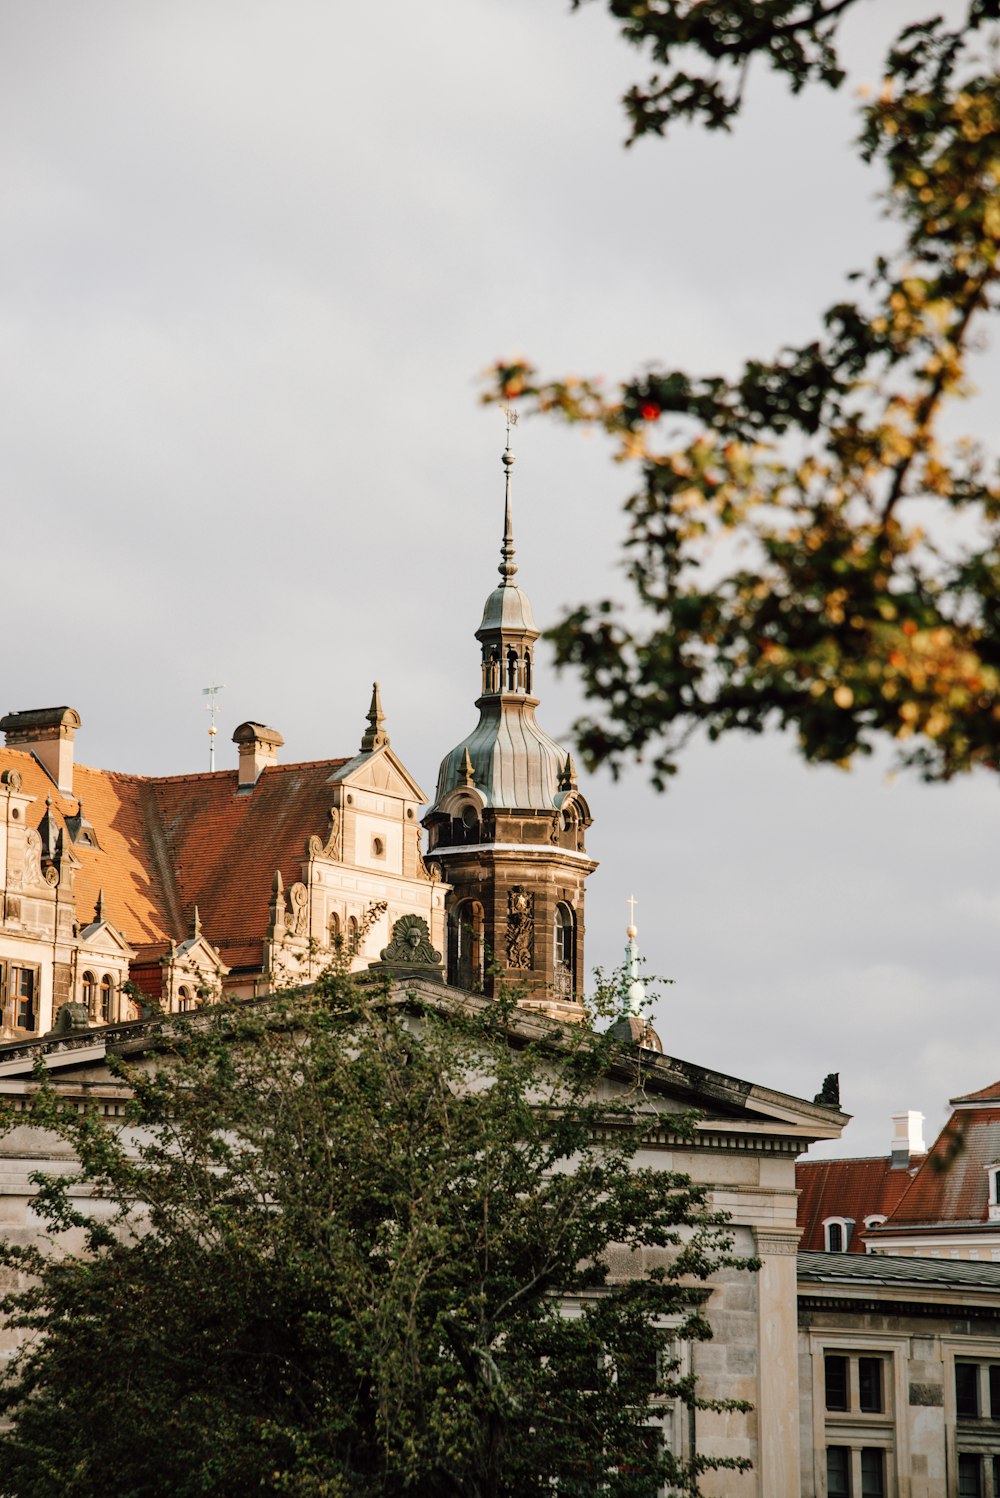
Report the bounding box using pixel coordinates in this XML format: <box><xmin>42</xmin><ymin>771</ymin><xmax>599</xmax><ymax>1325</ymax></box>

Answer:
<box><xmin>0</xmin><ymin>748</ymin><xmax>348</xmax><ymax>971</ymax></box>
<box><xmin>796</xmin><ymin>1156</ymin><xmax>922</xmax><ymax>1252</ymax></box>
<box><xmin>878</xmin><ymin>1106</ymin><xmax>1000</xmax><ymax>1229</ymax></box>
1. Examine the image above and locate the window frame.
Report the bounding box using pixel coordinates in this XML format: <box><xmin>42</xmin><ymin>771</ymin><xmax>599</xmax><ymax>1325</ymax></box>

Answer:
<box><xmin>2</xmin><ymin>961</ymin><xmax>40</xmax><ymax>1032</ymax></box>
<box><xmin>808</xmin><ymin>1332</ymin><xmax>908</xmax><ymax>1498</ymax></box>
<box><xmin>823</xmin><ymin>1216</ymin><xmax>855</xmax><ymax>1253</ymax></box>
<box><xmin>99</xmin><ymin>973</ymin><xmax>114</xmax><ymax>1024</ymax></box>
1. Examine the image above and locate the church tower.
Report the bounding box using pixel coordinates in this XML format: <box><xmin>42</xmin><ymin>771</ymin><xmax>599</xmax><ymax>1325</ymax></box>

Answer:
<box><xmin>423</xmin><ymin>422</ymin><xmax>596</xmax><ymax>1022</ymax></box>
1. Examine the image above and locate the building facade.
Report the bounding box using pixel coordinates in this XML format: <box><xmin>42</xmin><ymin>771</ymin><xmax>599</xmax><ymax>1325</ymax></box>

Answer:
<box><xmin>0</xmin><ymin>691</ymin><xmax>446</xmax><ymax>1034</ymax></box>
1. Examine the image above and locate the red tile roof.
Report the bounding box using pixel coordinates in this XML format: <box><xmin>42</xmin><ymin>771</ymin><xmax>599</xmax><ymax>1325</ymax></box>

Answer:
<box><xmin>796</xmin><ymin>1156</ymin><xmax>922</xmax><ymax>1252</ymax></box>
<box><xmin>878</xmin><ymin>1107</ymin><xmax>1000</xmax><ymax>1228</ymax></box>
<box><xmin>952</xmin><ymin>1080</ymin><xmax>1000</xmax><ymax>1105</ymax></box>
<box><xmin>0</xmin><ymin>748</ymin><xmax>348</xmax><ymax>971</ymax></box>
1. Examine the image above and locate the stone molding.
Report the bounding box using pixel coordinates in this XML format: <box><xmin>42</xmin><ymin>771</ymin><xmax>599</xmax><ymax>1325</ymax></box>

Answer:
<box><xmin>753</xmin><ymin>1228</ymin><xmax>801</xmax><ymax>1257</ymax></box>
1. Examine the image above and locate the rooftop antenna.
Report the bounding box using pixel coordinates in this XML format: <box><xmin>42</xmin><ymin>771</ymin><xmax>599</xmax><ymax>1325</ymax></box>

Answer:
<box><xmin>203</xmin><ymin>684</ymin><xmax>224</xmax><ymax>771</ymax></box>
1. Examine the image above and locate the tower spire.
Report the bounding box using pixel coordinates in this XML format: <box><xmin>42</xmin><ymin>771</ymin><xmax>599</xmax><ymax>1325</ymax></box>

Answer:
<box><xmin>361</xmin><ymin>682</ymin><xmax>390</xmax><ymax>753</ymax></box>
<box><xmin>499</xmin><ymin>407</ymin><xmax>518</xmax><ymax>584</ymax></box>
<box><xmin>625</xmin><ymin>895</ymin><xmax>645</xmax><ymax>1016</ymax></box>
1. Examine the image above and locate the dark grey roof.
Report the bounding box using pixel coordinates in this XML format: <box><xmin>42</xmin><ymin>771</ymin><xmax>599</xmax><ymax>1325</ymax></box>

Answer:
<box><xmin>432</xmin><ymin>700</ymin><xmax>572</xmax><ymax>812</ymax></box>
<box><xmin>798</xmin><ymin>1250</ymin><xmax>1000</xmax><ymax>1291</ymax></box>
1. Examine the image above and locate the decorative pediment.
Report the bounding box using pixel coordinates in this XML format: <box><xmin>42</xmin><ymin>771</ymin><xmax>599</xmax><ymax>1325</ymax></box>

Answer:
<box><xmin>78</xmin><ymin>919</ymin><xmax>136</xmax><ymax>960</ymax></box>
<box><xmin>171</xmin><ymin>932</ymin><xmax>229</xmax><ymax>976</ymax></box>
<box><xmin>330</xmin><ymin>746</ymin><xmax>426</xmax><ymax>804</ymax></box>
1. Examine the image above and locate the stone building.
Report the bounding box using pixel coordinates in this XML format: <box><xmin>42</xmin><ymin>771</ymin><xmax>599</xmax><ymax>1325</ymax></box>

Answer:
<box><xmin>797</xmin><ymin>1252</ymin><xmax>1000</xmax><ymax>1498</ymax></box>
<box><xmin>0</xmin><ymin>692</ymin><xmax>446</xmax><ymax>1033</ymax></box>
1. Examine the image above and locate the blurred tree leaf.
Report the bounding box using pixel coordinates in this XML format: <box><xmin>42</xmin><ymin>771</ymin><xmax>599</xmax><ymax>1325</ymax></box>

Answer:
<box><xmin>484</xmin><ymin>2</ymin><xmax>1000</xmax><ymax>786</ymax></box>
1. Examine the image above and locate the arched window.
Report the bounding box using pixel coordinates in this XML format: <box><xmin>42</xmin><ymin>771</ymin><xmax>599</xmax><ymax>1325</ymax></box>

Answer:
<box><xmin>347</xmin><ymin>916</ymin><xmax>360</xmax><ymax>955</ymax></box>
<box><xmin>462</xmin><ymin>804</ymin><xmax>480</xmax><ymax>843</ymax></box>
<box><xmin>554</xmin><ymin>905</ymin><xmax>574</xmax><ymax>997</ymax></box>
<box><xmin>488</xmin><ymin>652</ymin><xmax>500</xmax><ymax>692</ymax></box>
<box><xmin>82</xmin><ymin>971</ymin><xmax>96</xmax><ymax>1013</ymax></box>
<box><xmin>506</xmin><ymin>647</ymin><xmax>518</xmax><ymax>692</ymax></box>
<box><xmin>177</xmin><ymin>985</ymin><xmax>193</xmax><ymax>1013</ymax></box>
<box><xmin>823</xmin><ymin>1217</ymin><xmax>853</xmax><ymax>1253</ymax></box>
<box><xmin>99</xmin><ymin>974</ymin><xmax>114</xmax><ymax>1023</ymax></box>
<box><xmin>329</xmin><ymin>911</ymin><xmax>342</xmax><ymax>948</ymax></box>
<box><xmin>449</xmin><ymin>900</ymin><xmax>485</xmax><ymax>991</ymax></box>
<box><xmin>524</xmin><ymin>651</ymin><xmax>532</xmax><ymax>693</ymax></box>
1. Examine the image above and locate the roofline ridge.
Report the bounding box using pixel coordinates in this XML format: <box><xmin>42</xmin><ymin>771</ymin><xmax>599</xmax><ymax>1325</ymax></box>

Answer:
<box><xmin>68</xmin><ymin>757</ymin><xmax>353</xmax><ymax>787</ymax></box>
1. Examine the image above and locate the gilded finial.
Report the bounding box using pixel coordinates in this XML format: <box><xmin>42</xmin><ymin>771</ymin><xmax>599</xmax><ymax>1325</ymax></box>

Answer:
<box><xmin>462</xmin><ymin>747</ymin><xmax>476</xmax><ymax>787</ymax></box>
<box><xmin>361</xmin><ymin>681</ymin><xmax>391</xmax><ymax>753</ymax></box>
<box><xmin>499</xmin><ymin>407</ymin><xmax>518</xmax><ymax>584</ymax></box>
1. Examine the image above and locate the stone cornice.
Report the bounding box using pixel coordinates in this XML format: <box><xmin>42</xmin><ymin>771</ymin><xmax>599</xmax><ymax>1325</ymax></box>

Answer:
<box><xmin>428</xmin><ymin>842</ymin><xmax>597</xmax><ymax>866</ymax></box>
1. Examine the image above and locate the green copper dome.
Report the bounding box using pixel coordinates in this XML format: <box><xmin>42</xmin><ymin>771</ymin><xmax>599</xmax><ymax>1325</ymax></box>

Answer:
<box><xmin>429</xmin><ymin>435</ymin><xmax>575</xmax><ymax>815</ymax></box>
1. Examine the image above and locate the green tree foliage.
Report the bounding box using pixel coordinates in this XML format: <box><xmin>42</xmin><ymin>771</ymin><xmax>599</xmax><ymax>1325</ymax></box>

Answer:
<box><xmin>485</xmin><ymin>1</ymin><xmax>1000</xmax><ymax>786</ymax></box>
<box><xmin>0</xmin><ymin>970</ymin><xmax>753</xmax><ymax>1497</ymax></box>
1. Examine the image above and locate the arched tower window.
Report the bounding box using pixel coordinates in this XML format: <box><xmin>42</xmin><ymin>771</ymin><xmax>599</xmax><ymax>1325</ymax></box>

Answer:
<box><xmin>82</xmin><ymin>971</ymin><xmax>96</xmax><ymax>1014</ymax></box>
<box><xmin>449</xmin><ymin>900</ymin><xmax>485</xmax><ymax>992</ymax></box>
<box><xmin>523</xmin><ymin>651</ymin><xmax>531</xmax><ymax>693</ymax></box>
<box><xmin>506</xmin><ymin>647</ymin><xmax>518</xmax><ymax>692</ymax></box>
<box><xmin>100</xmin><ymin>974</ymin><xmax>114</xmax><ymax>1023</ymax></box>
<box><xmin>554</xmin><ymin>905</ymin><xmax>575</xmax><ymax>998</ymax></box>
<box><xmin>347</xmin><ymin>916</ymin><xmax>360</xmax><ymax>955</ymax></box>
<box><xmin>489</xmin><ymin>652</ymin><xmax>500</xmax><ymax>693</ymax></box>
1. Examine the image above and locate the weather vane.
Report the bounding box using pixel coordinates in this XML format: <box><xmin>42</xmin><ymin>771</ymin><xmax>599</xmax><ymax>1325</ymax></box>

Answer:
<box><xmin>502</xmin><ymin>406</ymin><xmax>519</xmax><ymax>447</ymax></box>
<box><xmin>203</xmin><ymin>684</ymin><xmax>224</xmax><ymax>771</ymax></box>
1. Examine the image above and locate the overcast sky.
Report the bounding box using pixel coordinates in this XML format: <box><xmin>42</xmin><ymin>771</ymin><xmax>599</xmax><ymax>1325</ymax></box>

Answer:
<box><xmin>2</xmin><ymin>0</ymin><xmax>996</xmax><ymax>1157</ymax></box>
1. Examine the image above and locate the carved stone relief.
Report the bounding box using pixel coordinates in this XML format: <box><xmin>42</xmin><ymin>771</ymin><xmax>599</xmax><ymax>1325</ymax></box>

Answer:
<box><xmin>21</xmin><ymin>829</ymin><xmax>44</xmax><ymax>890</ymax></box>
<box><xmin>379</xmin><ymin>913</ymin><xmax>442</xmax><ymax>968</ymax></box>
<box><xmin>505</xmin><ymin>888</ymin><xmax>534</xmax><ymax>970</ymax></box>
<box><xmin>288</xmin><ymin>882</ymin><xmax>309</xmax><ymax>937</ymax></box>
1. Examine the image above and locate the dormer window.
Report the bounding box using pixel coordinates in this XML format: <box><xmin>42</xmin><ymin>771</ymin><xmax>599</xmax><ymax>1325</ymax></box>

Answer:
<box><xmin>986</xmin><ymin>1164</ymin><xmax>1000</xmax><ymax>1220</ymax></box>
<box><xmin>823</xmin><ymin>1217</ymin><xmax>854</xmax><ymax>1253</ymax></box>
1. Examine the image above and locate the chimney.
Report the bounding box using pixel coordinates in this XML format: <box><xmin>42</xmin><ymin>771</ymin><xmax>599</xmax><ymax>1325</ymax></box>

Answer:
<box><xmin>233</xmin><ymin>722</ymin><xmax>283</xmax><ymax>788</ymax></box>
<box><xmin>0</xmin><ymin>707</ymin><xmax>81</xmax><ymax>794</ymax></box>
<box><xmin>890</xmin><ymin>1110</ymin><xmax>926</xmax><ymax>1169</ymax></box>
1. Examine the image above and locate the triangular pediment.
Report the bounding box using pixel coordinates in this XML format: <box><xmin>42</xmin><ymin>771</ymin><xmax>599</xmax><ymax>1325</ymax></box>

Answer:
<box><xmin>173</xmin><ymin>933</ymin><xmax>230</xmax><ymax>975</ymax></box>
<box><xmin>329</xmin><ymin>747</ymin><xmax>425</xmax><ymax>803</ymax></box>
<box><xmin>78</xmin><ymin>919</ymin><xmax>136</xmax><ymax>959</ymax></box>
